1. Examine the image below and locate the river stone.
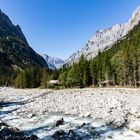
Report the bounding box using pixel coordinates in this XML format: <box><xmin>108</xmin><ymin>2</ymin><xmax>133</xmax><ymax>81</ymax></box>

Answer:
<box><xmin>52</xmin><ymin>130</ymin><xmax>66</xmax><ymax>138</ymax></box>
<box><xmin>84</xmin><ymin>112</ymin><xmax>91</xmax><ymax>117</ymax></box>
<box><xmin>55</xmin><ymin>118</ymin><xmax>64</xmax><ymax>127</ymax></box>
<box><xmin>30</xmin><ymin>134</ymin><xmax>39</xmax><ymax>140</ymax></box>
<box><xmin>27</xmin><ymin>113</ymin><xmax>36</xmax><ymax>118</ymax></box>
<box><xmin>1</xmin><ymin>127</ymin><xmax>13</xmax><ymax>136</ymax></box>
<box><xmin>128</xmin><ymin>122</ymin><xmax>140</xmax><ymax>134</ymax></box>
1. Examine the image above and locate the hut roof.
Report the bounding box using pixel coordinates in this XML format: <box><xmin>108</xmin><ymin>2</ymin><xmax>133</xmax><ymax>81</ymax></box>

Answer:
<box><xmin>49</xmin><ymin>80</ymin><xmax>59</xmax><ymax>84</ymax></box>
<box><xmin>99</xmin><ymin>80</ymin><xmax>113</xmax><ymax>84</ymax></box>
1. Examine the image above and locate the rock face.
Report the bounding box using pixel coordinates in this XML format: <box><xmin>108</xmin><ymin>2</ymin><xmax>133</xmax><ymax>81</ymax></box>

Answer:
<box><xmin>42</xmin><ymin>54</ymin><xmax>64</xmax><ymax>69</ymax></box>
<box><xmin>65</xmin><ymin>6</ymin><xmax>140</xmax><ymax>64</ymax></box>
<box><xmin>0</xmin><ymin>10</ymin><xmax>28</xmax><ymax>45</ymax></box>
<box><xmin>0</xmin><ymin>9</ymin><xmax>48</xmax><ymax>68</ymax></box>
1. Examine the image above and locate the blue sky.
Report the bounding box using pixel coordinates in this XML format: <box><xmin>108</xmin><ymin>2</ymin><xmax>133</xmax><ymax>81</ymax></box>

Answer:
<box><xmin>0</xmin><ymin>0</ymin><xmax>140</xmax><ymax>60</ymax></box>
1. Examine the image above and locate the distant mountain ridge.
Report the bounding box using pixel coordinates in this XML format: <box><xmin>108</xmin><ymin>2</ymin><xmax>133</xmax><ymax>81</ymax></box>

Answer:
<box><xmin>42</xmin><ymin>54</ymin><xmax>64</xmax><ymax>69</ymax></box>
<box><xmin>65</xmin><ymin>6</ymin><xmax>140</xmax><ymax>64</ymax></box>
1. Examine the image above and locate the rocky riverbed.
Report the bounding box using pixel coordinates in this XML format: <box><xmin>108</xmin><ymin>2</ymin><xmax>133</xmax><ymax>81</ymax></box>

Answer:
<box><xmin>0</xmin><ymin>87</ymin><xmax>140</xmax><ymax>139</ymax></box>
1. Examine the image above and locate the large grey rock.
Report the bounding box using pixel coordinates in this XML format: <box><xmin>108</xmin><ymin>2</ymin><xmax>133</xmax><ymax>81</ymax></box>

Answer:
<box><xmin>55</xmin><ymin>118</ymin><xmax>64</xmax><ymax>127</ymax></box>
<box><xmin>0</xmin><ymin>119</ymin><xmax>39</xmax><ymax>140</ymax></box>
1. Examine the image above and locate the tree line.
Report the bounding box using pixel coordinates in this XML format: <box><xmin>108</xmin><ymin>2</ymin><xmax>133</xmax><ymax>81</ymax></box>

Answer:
<box><xmin>0</xmin><ymin>21</ymin><xmax>140</xmax><ymax>88</ymax></box>
<box><xmin>58</xmin><ymin>47</ymin><xmax>139</xmax><ymax>88</ymax></box>
<box><xmin>58</xmin><ymin>22</ymin><xmax>140</xmax><ymax>88</ymax></box>
<box><xmin>14</xmin><ymin>67</ymin><xmax>48</xmax><ymax>88</ymax></box>
<box><xmin>0</xmin><ymin>66</ymin><xmax>49</xmax><ymax>88</ymax></box>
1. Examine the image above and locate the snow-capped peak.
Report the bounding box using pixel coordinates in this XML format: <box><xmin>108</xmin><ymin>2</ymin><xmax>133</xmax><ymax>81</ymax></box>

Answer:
<box><xmin>41</xmin><ymin>54</ymin><xmax>64</xmax><ymax>69</ymax></box>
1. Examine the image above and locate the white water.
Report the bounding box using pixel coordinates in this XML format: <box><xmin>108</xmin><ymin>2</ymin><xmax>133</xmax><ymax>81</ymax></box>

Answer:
<box><xmin>0</xmin><ymin>100</ymin><xmax>140</xmax><ymax>140</ymax></box>
<box><xmin>0</xmin><ymin>87</ymin><xmax>140</xmax><ymax>139</ymax></box>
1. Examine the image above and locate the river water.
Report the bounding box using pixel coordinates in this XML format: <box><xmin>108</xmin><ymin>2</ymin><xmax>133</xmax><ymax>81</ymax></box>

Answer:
<box><xmin>0</xmin><ymin>100</ymin><xmax>140</xmax><ymax>140</ymax></box>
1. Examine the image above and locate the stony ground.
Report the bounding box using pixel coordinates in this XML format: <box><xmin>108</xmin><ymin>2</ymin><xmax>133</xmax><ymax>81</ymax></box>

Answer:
<box><xmin>0</xmin><ymin>87</ymin><xmax>140</xmax><ymax>139</ymax></box>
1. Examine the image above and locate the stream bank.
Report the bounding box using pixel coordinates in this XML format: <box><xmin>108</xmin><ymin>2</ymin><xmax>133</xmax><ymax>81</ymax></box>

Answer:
<box><xmin>0</xmin><ymin>87</ymin><xmax>140</xmax><ymax>139</ymax></box>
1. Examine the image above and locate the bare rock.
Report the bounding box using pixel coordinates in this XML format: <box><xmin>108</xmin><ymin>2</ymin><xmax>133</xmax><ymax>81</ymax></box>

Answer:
<box><xmin>55</xmin><ymin>118</ymin><xmax>64</xmax><ymax>127</ymax></box>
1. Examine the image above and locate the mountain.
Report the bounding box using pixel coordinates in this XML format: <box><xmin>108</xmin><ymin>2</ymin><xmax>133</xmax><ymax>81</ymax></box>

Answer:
<box><xmin>65</xmin><ymin>6</ymin><xmax>140</xmax><ymax>64</ymax></box>
<box><xmin>42</xmin><ymin>54</ymin><xmax>64</xmax><ymax>69</ymax></box>
<box><xmin>0</xmin><ymin>9</ymin><xmax>48</xmax><ymax>68</ymax></box>
<box><xmin>0</xmin><ymin>9</ymin><xmax>49</xmax><ymax>85</ymax></box>
<box><xmin>59</xmin><ymin>20</ymin><xmax>140</xmax><ymax>88</ymax></box>
<box><xmin>0</xmin><ymin>10</ymin><xmax>27</xmax><ymax>45</ymax></box>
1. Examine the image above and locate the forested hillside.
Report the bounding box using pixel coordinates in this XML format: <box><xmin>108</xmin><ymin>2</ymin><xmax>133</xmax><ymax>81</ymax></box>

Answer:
<box><xmin>14</xmin><ymin>21</ymin><xmax>140</xmax><ymax>89</ymax></box>
<box><xmin>58</xmin><ymin>22</ymin><xmax>140</xmax><ymax>88</ymax></box>
<box><xmin>0</xmin><ymin>9</ymin><xmax>140</xmax><ymax>88</ymax></box>
<box><xmin>0</xmin><ymin>10</ymin><xmax>48</xmax><ymax>86</ymax></box>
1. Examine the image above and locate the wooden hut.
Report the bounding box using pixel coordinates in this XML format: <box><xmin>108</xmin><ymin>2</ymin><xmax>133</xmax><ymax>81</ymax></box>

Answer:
<box><xmin>49</xmin><ymin>80</ymin><xmax>60</xmax><ymax>86</ymax></box>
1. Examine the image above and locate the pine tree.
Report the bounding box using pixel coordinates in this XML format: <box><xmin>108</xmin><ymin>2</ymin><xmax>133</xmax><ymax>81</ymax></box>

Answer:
<box><xmin>58</xmin><ymin>71</ymin><xmax>67</xmax><ymax>87</ymax></box>
<box><xmin>40</xmin><ymin>68</ymin><xmax>48</xmax><ymax>88</ymax></box>
<box><xmin>50</xmin><ymin>69</ymin><xmax>59</xmax><ymax>80</ymax></box>
<box><xmin>97</xmin><ymin>50</ymin><xmax>104</xmax><ymax>83</ymax></box>
<box><xmin>30</xmin><ymin>67</ymin><xmax>36</xmax><ymax>88</ymax></box>
<box><xmin>66</xmin><ymin>63</ymin><xmax>81</xmax><ymax>87</ymax></box>
<box><xmin>14</xmin><ymin>71</ymin><xmax>25</xmax><ymax>88</ymax></box>
<box><xmin>90</xmin><ymin>59</ymin><xmax>98</xmax><ymax>86</ymax></box>
<box><xmin>103</xmin><ymin>53</ymin><xmax>112</xmax><ymax>83</ymax></box>
<box><xmin>78</xmin><ymin>54</ymin><xmax>91</xmax><ymax>87</ymax></box>
<box><xmin>83</xmin><ymin>61</ymin><xmax>92</xmax><ymax>87</ymax></box>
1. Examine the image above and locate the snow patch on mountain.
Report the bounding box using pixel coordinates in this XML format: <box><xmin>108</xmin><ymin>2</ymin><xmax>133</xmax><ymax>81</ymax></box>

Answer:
<box><xmin>42</xmin><ymin>54</ymin><xmax>64</xmax><ymax>69</ymax></box>
<box><xmin>65</xmin><ymin>6</ymin><xmax>140</xmax><ymax>64</ymax></box>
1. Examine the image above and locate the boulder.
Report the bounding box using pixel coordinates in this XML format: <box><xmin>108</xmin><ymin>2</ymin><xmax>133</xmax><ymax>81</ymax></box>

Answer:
<box><xmin>30</xmin><ymin>134</ymin><xmax>39</xmax><ymax>140</ymax></box>
<box><xmin>128</xmin><ymin>122</ymin><xmax>140</xmax><ymax>134</ymax></box>
<box><xmin>27</xmin><ymin>114</ymin><xmax>36</xmax><ymax>118</ymax></box>
<box><xmin>52</xmin><ymin>130</ymin><xmax>66</xmax><ymax>138</ymax></box>
<box><xmin>0</xmin><ymin>120</ymin><xmax>38</xmax><ymax>140</ymax></box>
<box><xmin>55</xmin><ymin>118</ymin><xmax>64</xmax><ymax>127</ymax></box>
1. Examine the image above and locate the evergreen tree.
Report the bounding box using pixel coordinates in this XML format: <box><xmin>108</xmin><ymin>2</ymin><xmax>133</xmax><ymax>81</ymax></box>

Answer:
<box><xmin>103</xmin><ymin>53</ymin><xmax>112</xmax><ymax>82</ymax></box>
<box><xmin>66</xmin><ymin>63</ymin><xmax>81</xmax><ymax>87</ymax></box>
<box><xmin>30</xmin><ymin>67</ymin><xmax>36</xmax><ymax>88</ymax></box>
<box><xmin>78</xmin><ymin>55</ymin><xmax>91</xmax><ymax>87</ymax></box>
<box><xmin>40</xmin><ymin>68</ymin><xmax>48</xmax><ymax>88</ymax></box>
<box><xmin>83</xmin><ymin>61</ymin><xmax>92</xmax><ymax>87</ymax></box>
<box><xmin>14</xmin><ymin>71</ymin><xmax>26</xmax><ymax>88</ymax></box>
<box><xmin>58</xmin><ymin>71</ymin><xmax>67</xmax><ymax>87</ymax></box>
<box><xmin>90</xmin><ymin>59</ymin><xmax>98</xmax><ymax>86</ymax></box>
<box><xmin>50</xmin><ymin>69</ymin><xmax>59</xmax><ymax>80</ymax></box>
<box><xmin>97</xmin><ymin>50</ymin><xmax>104</xmax><ymax>83</ymax></box>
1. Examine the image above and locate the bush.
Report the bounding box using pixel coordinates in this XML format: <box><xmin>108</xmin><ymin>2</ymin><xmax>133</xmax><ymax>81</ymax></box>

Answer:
<box><xmin>47</xmin><ymin>83</ymin><xmax>55</xmax><ymax>89</ymax></box>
